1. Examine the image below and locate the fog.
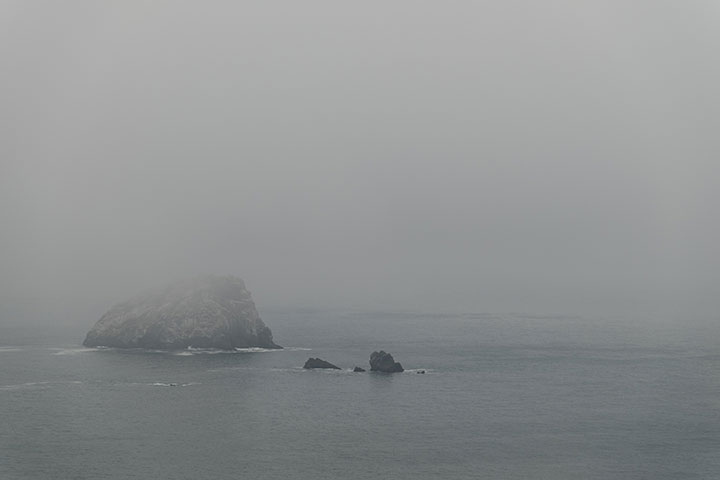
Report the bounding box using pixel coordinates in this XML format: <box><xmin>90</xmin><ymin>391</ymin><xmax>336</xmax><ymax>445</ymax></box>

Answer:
<box><xmin>2</xmin><ymin>1</ymin><xmax>719</xmax><ymax>325</ymax></box>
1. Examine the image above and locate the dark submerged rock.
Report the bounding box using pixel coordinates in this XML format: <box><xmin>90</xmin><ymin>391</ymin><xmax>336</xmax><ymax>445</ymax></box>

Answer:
<box><xmin>83</xmin><ymin>275</ymin><xmax>280</xmax><ymax>350</ymax></box>
<box><xmin>303</xmin><ymin>358</ymin><xmax>341</xmax><ymax>369</ymax></box>
<box><xmin>369</xmin><ymin>351</ymin><xmax>404</xmax><ymax>373</ymax></box>
<box><xmin>353</xmin><ymin>366</ymin><xmax>366</xmax><ymax>372</ymax></box>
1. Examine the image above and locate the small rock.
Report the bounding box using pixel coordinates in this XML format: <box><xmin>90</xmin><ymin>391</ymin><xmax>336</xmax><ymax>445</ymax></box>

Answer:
<box><xmin>369</xmin><ymin>351</ymin><xmax>404</xmax><ymax>373</ymax></box>
<box><xmin>353</xmin><ymin>366</ymin><xmax>366</xmax><ymax>372</ymax></box>
<box><xmin>303</xmin><ymin>357</ymin><xmax>340</xmax><ymax>369</ymax></box>
<box><xmin>416</xmin><ymin>370</ymin><xmax>425</xmax><ymax>374</ymax></box>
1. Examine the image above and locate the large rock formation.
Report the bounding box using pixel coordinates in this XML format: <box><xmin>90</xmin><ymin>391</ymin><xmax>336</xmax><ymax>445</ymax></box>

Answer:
<box><xmin>83</xmin><ymin>275</ymin><xmax>280</xmax><ymax>350</ymax></box>
<box><xmin>369</xmin><ymin>351</ymin><xmax>404</xmax><ymax>373</ymax></box>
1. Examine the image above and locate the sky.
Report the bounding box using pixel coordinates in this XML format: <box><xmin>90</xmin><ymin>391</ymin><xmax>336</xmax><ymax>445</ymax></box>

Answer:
<box><xmin>2</xmin><ymin>1</ymin><xmax>719</xmax><ymax>324</ymax></box>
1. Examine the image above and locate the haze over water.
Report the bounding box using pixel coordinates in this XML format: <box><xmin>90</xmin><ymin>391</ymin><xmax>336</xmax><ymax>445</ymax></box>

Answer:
<box><xmin>2</xmin><ymin>2</ymin><xmax>720</xmax><ymax>479</ymax></box>
<box><xmin>2</xmin><ymin>1</ymin><xmax>719</xmax><ymax>317</ymax></box>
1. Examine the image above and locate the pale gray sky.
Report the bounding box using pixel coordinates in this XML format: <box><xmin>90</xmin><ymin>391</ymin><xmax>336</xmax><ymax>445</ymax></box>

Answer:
<box><xmin>2</xmin><ymin>1</ymin><xmax>719</xmax><ymax>322</ymax></box>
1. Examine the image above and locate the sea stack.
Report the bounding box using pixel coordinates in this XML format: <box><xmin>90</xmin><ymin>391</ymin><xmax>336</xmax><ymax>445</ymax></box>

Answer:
<box><xmin>369</xmin><ymin>351</ymin><xmax>404</xmax><ymax>373</ymax></box>
<box><xmin>83</xmin><ymin>275</ymin><xmax>280</xmax><ymax>350</ymax></box>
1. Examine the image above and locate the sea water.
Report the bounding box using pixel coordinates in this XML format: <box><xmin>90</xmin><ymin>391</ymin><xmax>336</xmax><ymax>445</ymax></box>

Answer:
<box><xmin>1</xmin><ymin>311</ymin><xmax>719</xmax><ymax>479</ymax></box>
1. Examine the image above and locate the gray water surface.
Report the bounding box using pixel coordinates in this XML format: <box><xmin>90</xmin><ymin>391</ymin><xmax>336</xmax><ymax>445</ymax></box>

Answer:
<box><xmin>1</xmin><ymin>312</ymin><xmax>719</xmax><ymax>479</ymax></box>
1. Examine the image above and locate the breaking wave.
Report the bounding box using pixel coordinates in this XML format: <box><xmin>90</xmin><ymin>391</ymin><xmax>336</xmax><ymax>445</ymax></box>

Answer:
<box><xmin>47</xmin><ymin>346</ymin><xmax>310</xmax><ymax>356</ymax></box>
<box><xmin>173</xmin><ymin>346</ymin><xmax>309</xmax><ymax>355</ymax></box>
<box><xmin>0</xmin><ymin>347</ymin><xmax>24</xmax><ymax>353</ymax></box>
<box><xmin>0</xmin><ymin>381</ymin><xmax>51</xmax><ymax>391</ymax></box>
<box><xmin>52</xmin><ymin>347</ymin><xmax>107</xmax><ymax>355</ymax></box>
<box><xmin>0</xmin><ymin>380</ymin><xmax>83</xmax><ymax>391</ymax></box>
<box><xmin>149</xmin><ymin>382</ymin><xmax>199</xmax><ymax>387</ymax></box>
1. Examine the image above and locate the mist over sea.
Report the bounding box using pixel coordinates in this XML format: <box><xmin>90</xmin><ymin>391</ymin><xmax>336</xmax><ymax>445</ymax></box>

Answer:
<box><xmin>2</xmin><ymin>310</ymin><xmax>718</xmax><ymax>479</ymax></box>
<box><xmin>3</xmin><ymin>2</ymin><xmax>720</xmax><ymax>478</ymax></box>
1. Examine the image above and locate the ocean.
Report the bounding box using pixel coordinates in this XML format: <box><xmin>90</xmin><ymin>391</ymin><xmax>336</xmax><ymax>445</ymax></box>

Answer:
<box><xmin>1</xmin><ymin>310</ymin><xmax>719</xmax><ymax>479</ymax></box>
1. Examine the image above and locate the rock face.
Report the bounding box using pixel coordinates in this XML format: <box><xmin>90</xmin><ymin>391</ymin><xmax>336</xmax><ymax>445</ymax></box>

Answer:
<box><xmin>369</xmin><ymin>351</ymin><xmax>404</xmax><ymax>373</ymax></box>
<box><xmin>83</xmin><ymin>275</ymin><xmax>280</xmax><ymax>350</ymax></box>
<box><xmin>303</xmin><ymin>358</ymin><xmax>340</xmax><ymax>369</ymax></box>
